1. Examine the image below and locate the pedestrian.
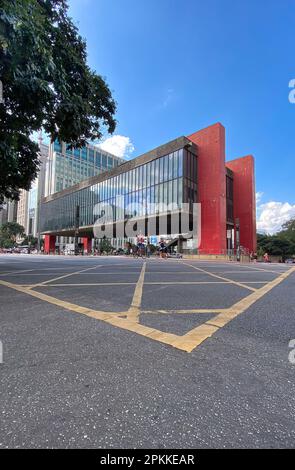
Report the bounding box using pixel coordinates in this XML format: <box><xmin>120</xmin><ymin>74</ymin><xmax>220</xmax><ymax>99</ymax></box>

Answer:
<box><xmin>159</xmin><ymin>239</ymin><xmax>166</xmax><ymax>259</ymax></box>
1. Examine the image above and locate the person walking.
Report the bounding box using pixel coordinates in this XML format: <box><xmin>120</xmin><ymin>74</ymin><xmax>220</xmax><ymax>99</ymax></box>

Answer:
<box><xmin>159</xmin><ymin>239</ymin><xmax>166</xmax><ymax>259</ymax></box>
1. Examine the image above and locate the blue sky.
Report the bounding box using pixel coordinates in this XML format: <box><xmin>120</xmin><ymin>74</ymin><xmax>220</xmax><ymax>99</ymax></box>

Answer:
<box><xmin>68</xmin><ymin>0</ymin><xmax>295</xmax><ymax>233</ymax></box>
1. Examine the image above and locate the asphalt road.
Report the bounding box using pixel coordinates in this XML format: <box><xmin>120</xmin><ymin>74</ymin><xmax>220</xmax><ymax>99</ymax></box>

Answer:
<box><xmin>0</xmin><ymin>254</ymin><xmax>294</xmax><ymax>449</ymax></box>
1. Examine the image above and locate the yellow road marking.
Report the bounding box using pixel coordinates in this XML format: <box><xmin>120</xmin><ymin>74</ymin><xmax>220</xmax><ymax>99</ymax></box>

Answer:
<box><xmin>141</xmin><ymin>308</ymin><xmax>228</xmax><ymax>314</ymax></box>
<box><xmin>228</xmin><ymin>264</ymin><xmax>290</xmax><ymax>274</ymax></box>
<box><xmin>0</xmin><ymin>265</ymin><xmax>294</xmax><ymax>353</ymax></box>
<box><xmin>23</xmin><ymin>280</ymin><xmax>239</xmax><ymax>287</ymax></box>
<box><xmin>127</xmin><ymin>262</ymin><xmax>146</xmax><ymax>321</ymax></box>
<box><xmin>0</xmin><ymin>269</ymin><xmax>35</xmax><ymax>276</ymax></box>
<box><xmin>183</xmin><ymin>263</ymin><xmax>257</xmax><ymax>291</ymax></box>
<box><xmin>17</xmin><ymin>281</ymin><xmax>269</xmax><ymax>288</ymax></box>
<box><xmin>34</xmin><ymin>282</ymin><xmax>137</xmax><ymax>287</ymax></box>
<box><xmin>177</xmin><ymin>266</ymin><xmax>295</xmax><ymax>352</ymax></box>
<box><xmin>0</xmin><ymin>279</ymin><xmax>119</xmax><ymax>321</ymax></box>
<box><xmin>29</xmin><ymin>264</ymin><xmax>103</xmax><ymax>289</ymax></box>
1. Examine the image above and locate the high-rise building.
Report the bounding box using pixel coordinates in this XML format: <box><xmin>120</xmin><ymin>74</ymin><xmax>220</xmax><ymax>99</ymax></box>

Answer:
<box><xmin>16</xmin><ymin>190</ymin><xmax>29</xmax><ymax>231</ymax></box>
<box><xmin>17</xmin><ymin>143</ymin><xmax>49</xmax><ymax>238</ymax></box>
<box><xmin>0</xmin><ymin>198</ymin><xmax>18</xmax><ymax>226</ymax></box>
<box><xmin>44</xmin><ymin>141</ymin><xmax>124</xmax><ymax>196</ymax></box>
<box><xmin>15</xmin><ymin>139</ymin><xmax>123</xmax><ymax>244</ymax></box>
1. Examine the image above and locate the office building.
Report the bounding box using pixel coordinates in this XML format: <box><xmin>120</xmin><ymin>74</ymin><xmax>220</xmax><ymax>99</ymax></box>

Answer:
<box><xmin>45</xmin><ymin>140</ymin><xmax>124</xmax><ymax>196</ymax></box>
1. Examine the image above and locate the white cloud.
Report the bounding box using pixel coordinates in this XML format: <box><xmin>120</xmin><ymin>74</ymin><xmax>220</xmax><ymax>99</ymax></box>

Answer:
<box><xmin>97</xmin><ymin>135</ymin><xmax>135</xmax><ymax>160</ymax></box>
<box><xmin>257</xmin><ymin>200</ymin><xmax>295</xmax><ymax>234</ymax></box>
<box><xmin>256</xmin><ymin>191</ymin><xmax>264</xmax><ymax>205</ymax></box>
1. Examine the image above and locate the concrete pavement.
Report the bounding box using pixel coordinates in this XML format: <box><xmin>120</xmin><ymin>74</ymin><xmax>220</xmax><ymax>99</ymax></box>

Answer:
<box><xmin>0</xmin><ymin>255</ymin><xmax>294</xmax><ymax>448</ymax></box>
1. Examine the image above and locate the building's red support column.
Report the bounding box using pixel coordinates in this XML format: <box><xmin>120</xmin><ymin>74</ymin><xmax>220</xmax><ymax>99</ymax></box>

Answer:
<box><xmin>44</xmin><ymin>235</ymin><xmax>56</xmax><ymax>254</ymax></box>
<box><xmin>187</xmin><ymin>123</ymin><xmax>227</xmax><ymax>254</ymax></box>
<box><xmin>226</xmin><ymin>156</ymin><xmax>256</xmax><ymax>253</ymax></box>
<box><xmin>82</xmin><ymin>237</ymin><xmax>92</xmax><ymax>255</ymax></box>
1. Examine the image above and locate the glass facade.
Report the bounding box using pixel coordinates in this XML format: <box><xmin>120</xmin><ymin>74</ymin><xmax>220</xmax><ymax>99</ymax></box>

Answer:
<box><xmin>50</xmin><ymin>141</ymin><xmax>124</xmax><ymax>195</ymax></box>
<box><xmin>41</xmin><ymin>148</ymin><xmax>198</xmax><ymax>233</ymax></box>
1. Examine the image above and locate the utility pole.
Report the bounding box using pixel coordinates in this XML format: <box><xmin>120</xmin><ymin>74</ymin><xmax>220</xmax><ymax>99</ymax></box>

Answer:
<box><xmin>235</xmin><ymin>218</ymin><xmax>240</xmax><ymax>262</ymax></box>
<box><xmin>74</xmin><ymin>205</ymin><xmax>80</xmax><ymax>256</ymax></box>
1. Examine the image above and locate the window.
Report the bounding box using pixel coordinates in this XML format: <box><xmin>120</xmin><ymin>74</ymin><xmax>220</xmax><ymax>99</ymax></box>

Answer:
<box><xmin>107</xmin><ymin>156</ymin><xmax>113</xmax><ymax>169</ymax></box>
<box><xmin>159</xmin><ymin>157</ymin><xmax>164</xmax><ymax>183</ymax></box>
<box><xmin>54</xmin><ymin>140</ymin><xmax>62</xmax><ymax>153</ymax></box>
<box><xmin>142</xmin><ymin>164</ymin><xmax>147</xmax><ymax>189</ymax></box>
<box><xmin>135</xmin><ymin>167</ymin><xmax>139</xmax><ymax>191</ymax></box>
<box><xmin>66</xmin><ymin>146</ymin><xmax>73</xmax><ymax>157</ymax></box>
<box><xmin>178</xmin><ymin>150</ymin><xmax>183</xmax><ymax>177</ymax></box>
<box><xmin>88</xmin><ymin>149</ymin><xmax>94</xmax><ymax>163</ymax></box>
<box><xmin>81</xmin><ymin>147</ymin><xmax>87</xmax><ymax>160</ymax></box>
<box><xmin>150</xmin><ymin>161</ymin><xmax>155</xmax><ymax>187</ymax></box>
<box><xmin>163</xmin><ymin>155</ymin><xmax>168</xmax><ymax>182</ymax></box>
<box><xmin>173</xmin><ymin>179</ymin><xmax>178</xmax><ymax>205</ymax></box>
<box><xmin>102</xmin><ymin>154</ymin><xmax>107</xmax><ymax>169</ymax></box>
<box><xmin>95</xmin><ymin>152</ymin><xmax>101</xmax><ymax>168</ymax></box>
<box><xmin>178</xmin><ymin>178</ymin><xmax>183</xmax><ymax>208</ymax></box>
<box><xmin>168</xmin><ymin>153</ymin><xmax>173</xmax><ymax>180</ymax></box>
<box><xmin>168</xmin><ymin>180</ymin><xmax>173</xmax><ymax>205</ymax></box>
<box><xmin>155</xmin><ymin>159</ymin><xmax>159</xmax><ymax>185</ymax></box>
<box><xmin>146</xmin><ymin>162</ymin><xmax>151</xmax><ymax>188</ymax></box>
<box><xmin>138</xmin><ymin>165</ymin><xmax>143</xmax><ymax>189</ymax></box>
<box><xmin>73</xmin><ymin>148</ymin><xmax>80</xmax><ymax>159</ymax></box>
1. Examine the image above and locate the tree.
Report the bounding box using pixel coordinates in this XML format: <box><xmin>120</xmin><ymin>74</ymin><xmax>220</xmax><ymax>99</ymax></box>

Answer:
<box><xmin>0</xmin><ymin>0</ymin><xmax>116</xmax><ymax>203</ymax></box>
<box><xmin>21</xmin><ymin>235</ymin><xmax>38</xmax><ymax>247</ymax></box>
<box><xmin>0</xmin><ymin>221</ymin><xmax>25</xmax><ymax>247</ymax></box>
<box><xmin>280</xmin><ymin>218</ymin><xmax>295</xmax><ymax>243</ymax></box>
<box><xmin>257</xmin><ymin>219</ymin><xmax>295</xmax><ymax>260</ymax></box>
<box><xmin>99</xmin><ymin>238</ymin><xmax>113</xmax><ymax>254</ymax></box>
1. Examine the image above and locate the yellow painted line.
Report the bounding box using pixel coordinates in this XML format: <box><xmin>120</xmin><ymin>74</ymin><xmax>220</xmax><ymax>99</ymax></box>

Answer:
<box><xmin>0</xmin><ymin>279</ymin><xmax>122</xmax><ymax>321</ymax></box>
<box><xmin>179</xmin><ymin>266</ymin><xmax>295</xmax><ymax>352</ymax></box>
<box><xmin>141</xmin><ymin>308</ymin><xmax>228</xmax><ymax>314</ymax></box>
<box><xmin>0</xmin><ymin>266</ymin><xmax>293</xmax><ymax>354</ymax></box>
<box><xmin>22</xmin><ymin>280</ymin><xmax>238</xmax><ymax>288</ymax></box>
<box><xmin>171</xmin><ymin>324</ymin><xmax>220</xmax><ymax>352</ymax></box>
<box><xmin>0</xmin><ymin>276</ymin><xmax>188</xmax><ymax>351</ymax></box>
<box><xmin>144</xmin><ymin>281</ymin><xmax>230</xmax><ymax>285</ymax></box>
<box><xmin>146</xmin><ymin>281</ymin><xmax>269</xmax><ymax>285</ymax></box>
<box><xmin>210</xmin><ymin>270</ymin><xmax>278</xmax><ymax>275</ymax></box>
<box><xmin>183</xmin><ymin>263</ymin><xmax>257</xmax><ymax>292</ymax></box>
<box><xmin>0</xmin><ymin>271</ymin><xmax>141</xmax><ymax>276</ymax></box>
<box><xmin>0</xmin><ymin>269</ymin><xmax>35</xmax><ymax>276</ymax></box>
<box><xmin>229</xmin><ymin>264</ymin><xmax>290</xmax><ymax>274</ymax></box>
<box><xmin>33</xmin><ymin>282</ymin><xmax>137</xmax><ymax>287</ymax></box>
<box><xmin>29</xmin><ymin>264</ymin><xmax>103</xmax><ymax>289</ymax></box>
<box><xmin>127</xmin><ymin>262</ymin><xmax>146</xmax><ymax>321</ymax></box>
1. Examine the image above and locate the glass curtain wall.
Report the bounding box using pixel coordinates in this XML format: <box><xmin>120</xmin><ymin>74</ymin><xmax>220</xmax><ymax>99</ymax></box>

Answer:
<box><xmin>41</xmin><ymin>148</ymin><xmax>198</xmax><ymax>233</ymax></box>
<box><xmin>53</xmin><ymin>141</ymin><xmax>122</xmax><ymax>193</ymax></box>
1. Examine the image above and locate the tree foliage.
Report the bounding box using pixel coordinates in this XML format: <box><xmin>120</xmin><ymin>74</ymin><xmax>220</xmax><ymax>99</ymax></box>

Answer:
<box><xmin>0</xmin><ymin>221</ymin><xmax>25</xmax><ymax>247</ymax></box>
<box><xmin>257</xmin><ymin>218</ymin><xmax>295</xmax><ymax>259</ymax></box>
<box><xmin>99</xmin><ymin>238</ymin><xmax>113</xmax><ymax>254</ymax></box>
<box><xmin>0</xmin><ymin>0</ymin><xmax>116</xmax><ymax>202</ymax></box>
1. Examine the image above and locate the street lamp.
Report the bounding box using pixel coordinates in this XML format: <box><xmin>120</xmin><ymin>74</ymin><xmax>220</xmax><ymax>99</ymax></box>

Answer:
<box><xmin>74</xmin><ymin>205</ymin><xmax>80</xmax><ymax>256</ymax></box>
